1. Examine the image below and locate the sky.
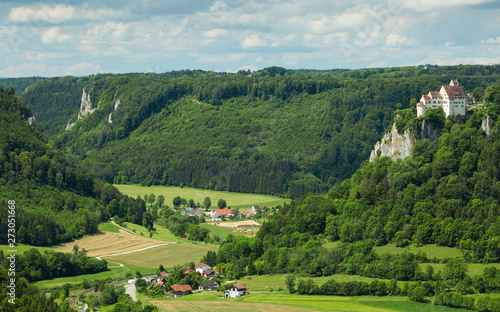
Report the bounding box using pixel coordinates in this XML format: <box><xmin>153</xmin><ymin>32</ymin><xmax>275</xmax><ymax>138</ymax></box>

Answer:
<box><xmin>0</xmin><ymin>0</ymin><xmax>499</xmax><ymax>77</ymax></box>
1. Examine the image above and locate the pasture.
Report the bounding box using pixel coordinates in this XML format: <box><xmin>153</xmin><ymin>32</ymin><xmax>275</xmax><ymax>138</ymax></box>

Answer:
<box><xmin>114</xmin><ymin>184</ymin><xmax>291</xmax><ymax>208</ymax></box>
<box><xmin>374</xmin><ymin>243</ymin><xmax>463</xmax><ymax>259</ymax></box>
<box><xmin>105</xmin><ymin>242</ymin><xmax>217</xmax><ymax>269</ymax></box>
<box><xmin>55</xmin><ymin>229</ymin><xmax>168</xmax><ymax>257</ymax></box>
<box><xmin>149</xmin><ymin>293</ymin><xmax>465</xmax><ymax>312</ymax></box>
<box><xmin>234</xmin><ymin>274</ymin><xmax>395</xmax><ymax>292</ymax></box>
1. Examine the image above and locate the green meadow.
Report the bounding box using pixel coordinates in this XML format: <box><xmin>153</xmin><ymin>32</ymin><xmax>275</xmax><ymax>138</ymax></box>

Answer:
<box><xmin>373</xmin><ymin>243</ymin><xmax>463</xmax><ymax>259</ymax></box>
<box><xmin>114</xmin><ymin>184</ymin><xmax>291</xmax><ymax>209</ymax></box>
<box><xmin>147</xmin><ymin>292</ymin><xmax>465</xmax><ymax>312</ymax></box>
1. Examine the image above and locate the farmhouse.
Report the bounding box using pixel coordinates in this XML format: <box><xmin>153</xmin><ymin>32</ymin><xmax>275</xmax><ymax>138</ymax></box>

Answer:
<box><xmin>226</xmin><ymin>284</ymin><xmax>248</xmax><ymax>298</ymax></box>
<box><xmin>169</xmin><ymin>284</ymin><xmax>192</xmax><ymax>298</ymax></box>
<box><xmin>195</xmin><ymin>263</ymin><xmax>211</xmax><ymax>274</ymax></box>
<box><xmin>241</xmin><ymin>211</ymin><xmax>252</xmax><ymax>218</ymax></box>
<box><xmin>199</xmin><ymin>280</ymin><xmax>219</xmax><ymax>291</ymax></box>
<box><xmin>417</xmin><ymin>79</ymin><xmax>467</xmax><ymax>117</ymax></box>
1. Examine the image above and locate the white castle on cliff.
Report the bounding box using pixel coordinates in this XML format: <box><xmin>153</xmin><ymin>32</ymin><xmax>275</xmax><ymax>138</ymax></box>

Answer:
<box><xmin>417</xmin><ymin>80</ymin><xmax>467</xmax><ymax>117</ymax></box>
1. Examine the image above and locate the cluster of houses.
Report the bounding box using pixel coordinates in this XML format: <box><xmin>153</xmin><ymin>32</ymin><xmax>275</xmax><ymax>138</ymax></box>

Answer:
<box><xmin>145</xmin><ymin>263</ymin><xmax>248</xmax><ymax>299</ymax></box>
<box><xmin>184</xmin><ymin>205</ymin><xmax>267</xmax><ymax>221</ymax></box>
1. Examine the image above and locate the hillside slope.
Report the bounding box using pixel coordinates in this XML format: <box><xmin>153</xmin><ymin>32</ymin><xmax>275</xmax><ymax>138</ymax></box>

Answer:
<box><xmin>18</xmin><ymin>65</ymin><xmax>500</xmax><ymax>197</ymax></box>
<box><xmin>0</xmin><ymin>86</ymin><xmax>146</xmax><ymax>246</ymax></box>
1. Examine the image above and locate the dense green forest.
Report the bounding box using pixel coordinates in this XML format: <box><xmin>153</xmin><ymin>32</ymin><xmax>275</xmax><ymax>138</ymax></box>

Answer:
<box><xmin>0</xmin><ymin>86</ymin><xmax>147</xmax><ymax>246</ymax></box>
<box><xmin>12</xmin><ymin>65</ymin><xmax>500</xmax><ymax>198</ymax></box>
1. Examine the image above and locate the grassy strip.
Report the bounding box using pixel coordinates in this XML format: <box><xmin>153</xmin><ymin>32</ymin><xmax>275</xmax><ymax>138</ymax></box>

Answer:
<box><xmin>374</xmin><ymin>243</ymin><xmax>463</xmax><ymax>259</ymax></box>
<box><xmin>149</xmin><ymin>292</ymin><xmax>465</xmax><ymax>312</ymax></box>
<box><xmin>32</xmin><ymin>264</ymin><xmax>155</xmax><ymax>290</ymax></box>
<box><xmin>114</xmin><ymin>184</ymin><xmax>291</xmax><ymax>209</ymax></box>
<box><xmin>105</xmin><ymin>242</ymin><xmax>217</xmax><ymax>269</ymax></box>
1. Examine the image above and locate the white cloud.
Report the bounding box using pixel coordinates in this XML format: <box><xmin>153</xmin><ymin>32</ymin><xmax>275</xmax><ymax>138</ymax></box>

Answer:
<box><xmin>386</xmin><ymin>33</ymin><xmax>409</xmax><ymax>46</ymax></box>
<box><xmin>444</xmin><ymin>41</ymin><xmax>455</xmax><ymax>47</ymax></box>
<box><xmin>9</xmin><ymin>4</ymin><xmax>76</xmax><ymax>24</ymax></box>
<box><xmin>203</xmin><ymin>29</ymin><xmax>227</xmax><ymax>38</ymax></box>
<box><xmin>481</xmin><ymin>37</ymin><xmax>500</xmax><ymax>44</ymax></box>
<box><xmin>241</xmin><ymin>35</ymin><xmax>266</xmax><ymax>49</ymax></box>
<box><xmin>401</xmin><ymin>0</ymin><xmax>495</xmax><ymax>11</ymax></box>
<box><xmin>65</xmin><ymin>63</ymin><xmax>103</xmax><ymax>76</ymax></box>
<box><xmin>41</xmin><ymin>27</ymin><xmax>73</xmax><ymax>44</ymax></box>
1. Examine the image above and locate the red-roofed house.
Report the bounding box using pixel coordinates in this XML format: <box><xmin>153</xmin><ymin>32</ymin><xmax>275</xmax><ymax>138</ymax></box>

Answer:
<box><xmin>214</xmin><ymin>209</ymin><xmax>232</xmax><ymax>215</ymax></box>
<box><xmin>169</xmin><ymin>284</ymin><xmax>192</xmax><ymax>298</ymax></box>
<box><xmin>241</xmin><ymin>211</ymin><xmax>252</xmax><ymax>218</ymax></box>
<box><xmin>155</xmin><ymin>281</ymin><xmax>164</xmax><ymax>287</ymax></box>
<box><xmin>417</xmin><ymin>79</ymin><xmax>467</xmax><ymax>117</ymax></box>
<box><xmin>195</xmin><ymin>263</ymin><xmax>211</xmax><ymax>274</ymax></box>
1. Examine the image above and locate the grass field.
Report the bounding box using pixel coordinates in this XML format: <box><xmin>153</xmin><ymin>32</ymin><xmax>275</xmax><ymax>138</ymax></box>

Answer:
<box><xmin>114</xmin><ymin>184</ymin><xmax>291</xmax><ymax>208</ymax></box>
<box><xmin>234</xmin><ymin>274</ymin><xmax>396</xmax><ymax>292</ymax></box>
<box><xmin>0</xmin><ymin>243</ymin><xmax>55</xmax><ymax>255</ymax></box>
<box><xmin>32</xmin><ymin>263</ymin><xmax>155</xmax><ymax>290</ymax></box>
<box><xmin>200</xmin><ymin>223</ymin><xmax>254</xmax><ymax>240</ymax></box>
<box><xmin>148</xmin><ymin>293</ymin><xmax>465</xmax><ymax>312</ymax></box>
<box><xmin>121</xmin><ymin>222</ymin><xmax>181</xmax><ymax>242</ymax></box>
<box><xmin>374</xmin><ymin>243</ymin><xmax>463</xmax><ymax>259</ymax></box>
<box><xmin>106</xmin><ymin>242</ymin><xmax>217</xmax><ymax>269</ymax></box>
<box><xmin>98</xmin><ymin>222</ymin><xmax>121</xmax><ymax>233</ymax></box>
<box><xmin>421</xmin><ymin>262</ymin><xmax>500</xmax><ymax>277</ymax></box>
<box><xmin>55</xmin><ymin>229</ymin><xmax>168</xmax><ymax>257</ymax></box>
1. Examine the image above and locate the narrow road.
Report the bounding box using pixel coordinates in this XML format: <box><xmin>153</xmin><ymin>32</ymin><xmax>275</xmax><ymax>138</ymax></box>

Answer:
<box><xmin>125</xmin><ymin>283</ymin><xmax>138</xmax><ymax>302</ymax></box>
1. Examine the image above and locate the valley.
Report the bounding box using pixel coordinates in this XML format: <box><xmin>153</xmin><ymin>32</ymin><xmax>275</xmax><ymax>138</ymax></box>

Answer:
<box><xmin>2</xmin><ymin>65</ymin><xmax>500</xmax><ymax>312</ymax></box>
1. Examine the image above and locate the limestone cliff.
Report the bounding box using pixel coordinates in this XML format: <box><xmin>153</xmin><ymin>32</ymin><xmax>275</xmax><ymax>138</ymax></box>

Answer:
<box><xmin>369</xmin><ymin>123</ymin><xmax>415</xmax><ymax>162</ymax></box>
<box><xmin>66</xmin><ymin>88</ymin><xmax>97</xmax><ymax>130</ymax></box>
<box><xmin>482</xmin><ymin>115</ymin><xmax>493</xmax><ymax>135</ymax></box>
<box><xmin>370</xmin><ymin>119</ymin><xmax>440</xmax><ymax>163</ymax></box>
<box><xmin>108</xmin><ymin>99</ymin><xmax>121</xmax><ymax>124</ymax></box>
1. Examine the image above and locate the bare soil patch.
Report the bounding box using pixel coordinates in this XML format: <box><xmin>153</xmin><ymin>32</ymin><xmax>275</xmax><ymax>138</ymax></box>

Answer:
<box><xmin>208</xmin><ymin>220</ymin><xmax>261</xmax><ymax>229</ymax></box>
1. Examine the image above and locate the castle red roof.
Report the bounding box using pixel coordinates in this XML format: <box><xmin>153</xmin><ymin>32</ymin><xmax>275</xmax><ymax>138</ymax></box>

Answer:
<box><xmin>429</xmin><ymin>91</ymin><xmax>442</xmax><ymax>98</ymax></box>
<box><xmin>442</xmin><ymin>85</ymin><xmax>465</xmax><ymax>98</ymax></box>
<box><xmin>417</xmin><ymin>102</ymin><xmax>425</xmax><ymax>107</ymax></box>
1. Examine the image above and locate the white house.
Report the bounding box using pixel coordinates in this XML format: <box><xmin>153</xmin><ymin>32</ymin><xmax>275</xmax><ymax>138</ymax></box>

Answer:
<box><xmin>195</xmin><ymin>263</ymin><xmax>211</xmax><ymax>274</ymax></box>
<box><xmin>417</xmin><ymin>79</ymin><xmax>467</xmax><ymax>117</ymax></box>
<box><xmin>228</xmin><ymin>284</ymin><xmax>247</xmax><ymax>298</ymax></box>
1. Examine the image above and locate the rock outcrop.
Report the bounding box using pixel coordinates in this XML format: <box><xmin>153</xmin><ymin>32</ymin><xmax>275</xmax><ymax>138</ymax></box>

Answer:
<box><xmin>482</xmin><ymin>115</ymin><xmax>493</xmax><ymax>135</ymax></box>
<box><xmin>27</xmin><ymin>116</ymin><xmax>36</xmax><ymax>125</ymax></box>
<box><xmin>369</xmin><ymin>123</ymin><xmax>415</xmax><ymax>162</ymax></box>
<box><xmin>370</xmin><ymin>119</ymin><xmax>441</xmax><ymax>163</ymax></box>
<box><xmin>108</xmin><ymin>99</ymin><xmax>121</xmax><ymax>124</ymax></box>
<box><xmin>66</xmin><ymin>88</ymin><xmax>97</xmax><ymax>130</ymax></box>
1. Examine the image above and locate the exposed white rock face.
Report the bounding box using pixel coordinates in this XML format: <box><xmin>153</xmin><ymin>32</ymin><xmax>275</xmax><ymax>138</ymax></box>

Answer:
<box><xmin>108</xmin><ymin>113</ymin><xmax>113</xmax><ymax>124</ymax></box>
<box><xmin>27</xmin><ymin>116</ymin><xmax>36</xmax><ymax>125</ymax></box>
<box><xmin>482</xmin><ymin>115</ymin><xmax>493</xmax><ymax>135</ymax></box>
<box><xmin>370</xmin><ymin>123</ymin><xmax>415</xmax><ymax>162</ymax></box>
<box><xmin>79</xmin><ymin>88</ymin><xmax>94</xmax><ymax>118</ymax></box>
<box><xmin>66</xmin><ymin>88</ymin><xmax>97</xmax><ymax>130</ymax></box>
<box><xmin>114</xmin><ymin>99</ymin><xmax>121</xmax><ymax>110</ymax></box>
<box><xmin>66</xmin><ymin>121</ymin><xmax>76</xmax><ymax>130</ymax></box>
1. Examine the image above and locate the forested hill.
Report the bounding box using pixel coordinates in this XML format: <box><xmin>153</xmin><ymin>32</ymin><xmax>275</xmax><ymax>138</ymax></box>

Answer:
<box><xmin>7</xmin><ymin>65</ymin><xmax>500</xmax><ymax>198</ymax></box>
<box><xmin>257</xmin><ymin>84</ymin><xmax>500</xmax><ymax>261</ymax></box>
<box><xmin>0</xmin><ymin>86</ymin><xmax>147</xmax><ymax>246</ymax></box>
